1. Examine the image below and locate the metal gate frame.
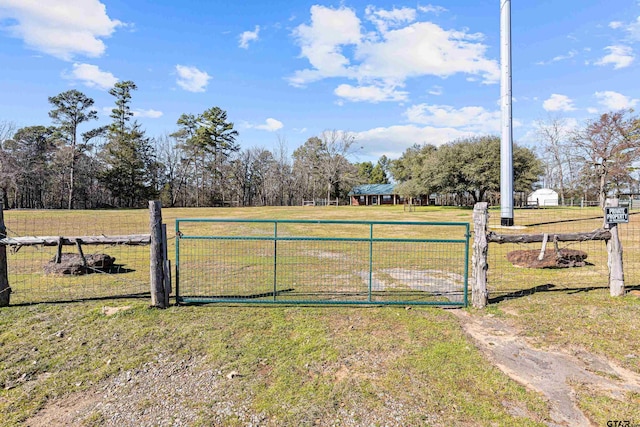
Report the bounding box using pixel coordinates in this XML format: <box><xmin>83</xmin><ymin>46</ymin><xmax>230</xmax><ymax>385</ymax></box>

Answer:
<box><xmin>175</xmin><ymin>219</ymin><xmax>470</xmax><ymax>306</ymax></box>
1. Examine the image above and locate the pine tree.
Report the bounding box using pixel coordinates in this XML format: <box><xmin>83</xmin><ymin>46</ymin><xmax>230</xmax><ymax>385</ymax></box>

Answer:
<box><xmin>173</xmin><ymin>107</ymin><xmax>238</xmax><ymax>205</ymax></box>
<box><xmin>100</xmin><ymin>81</ymin><xmax>159</xmax><ymax>207</ymax></box>
<box><xmin>48</xmin><ymin>90</ymin><xmax>98</xmax><ymax>209</ymax></box>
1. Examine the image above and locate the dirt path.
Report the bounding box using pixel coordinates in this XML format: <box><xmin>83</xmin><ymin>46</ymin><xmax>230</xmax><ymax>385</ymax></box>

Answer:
<box><xmin>454</xmin><ymin>310</ymin><xmax>640</xmax><ymax>426</ymax></box>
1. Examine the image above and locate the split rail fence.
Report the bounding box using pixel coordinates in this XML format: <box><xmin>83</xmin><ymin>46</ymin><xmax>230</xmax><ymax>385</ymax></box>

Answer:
<box><xmin>471</xmin><ymin>199</ymin><xmax>631</xmax><ymax>308</ymax></box>
<box><xmin>1</xmin><ymin>199</ymin><xmax>636</xmax><ymax>309</ymax></box>
<box><xmin>0</xmin><ymin>201</ymin><xmax>170</xmax><ymax>308</ymax></box>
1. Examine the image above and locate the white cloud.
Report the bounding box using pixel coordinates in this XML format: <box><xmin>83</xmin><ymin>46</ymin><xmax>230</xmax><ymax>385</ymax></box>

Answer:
<box><xmin>625</xmin><ymin>17</ymin><xmax>640</xmax><ymax>40</ymax></box>
<box><xmin>405</xmin><ymin>104</ymin><xmax>503</xmax><ymax>133</ymax></box>
<box><xmin>289</xmin><ymin>6</ymin><xmax>362</xmax><ymax>87</ymax></box>
<box><xmin>334</xmin><ymin>83</ymin><xmax>408</xmax><ymax>102</ymax></box>
<box><xmin>175</xmin><ymin>65</ymin><xmax>211</xmax><ymax>92</ymax></box>
<box><xmin>132</xmin><ymin>109</ymin><xmax>163</xmax><ymax>119</ymax></box>
<box><xmin>365</xmin><ymin>6</ymin><xmax>416</xmax><ymax>33</ymax></box>
<box><xmin>537</xmin><ymin>49</ymin><xmax>578</xmax><ymax>65</ymax></box>
<box><xmin>250</xmin><ymin>118</ymin><xmax>284</xmax><ymax>132</ymax></box>
<box><xmin>595</xmin><ymin>91</ymin><xmax>639</xmax><ymax>110</ymax></box>
<box><xmin>356</xmin><ymin>124</ymin><xmax>473</xmax><ymax>159</ymax></box>
<box><xmin>542</xmin><ymin>94</ymin><xmax>576</xmax><ymax>112</ymax></box>
<box><xmin>289</xmin><ymin>5</ymin><xmax>499</xmax><ymax>95</ymax></box>
<box><xmin>609</xmin><ymin>16</ymin><xmax>640</xmax><ymax>41</ymax></box>
<box><xmin>418</xmin><ymin>5</ymin><xmax>448</xmax><ymax>15</ymax></box>
<box><xmin>65</xmin><ymin>63</ymin><xmax>117</xmax><ymax>90</ymax></box>
<box><xmin>0</xmin><ymin>0</ymin><xmax>122</xmax><ymax>60</ymax></box>
<box><xmin>357</xmin><ymin>23</ymin><xmax>498</xmax><ymax>84</ymax></box>
<box><xmin>239</xmin><ymin>25</ymin><xmax>260</xmax><ymax>49</ymax></box>
<box><xmin>587</xmin><ymin>107</ymin><xmax>599</xmax><ymax>114</ymax></box>
<box><xmin>595</xmin><ymin>45</ymin><xmax>634</xmax><ymax>69</ymax></box>
<box><xmin>428</xmin><ymin>85</ymin><xmax>443</xmax><ymax>96</ymax></box>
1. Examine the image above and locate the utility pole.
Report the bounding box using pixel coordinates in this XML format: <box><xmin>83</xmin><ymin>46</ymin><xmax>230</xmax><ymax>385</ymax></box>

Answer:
<box><xmin>500</xmin><ymin>0</ymin><xmax>514</xmax><ymax>226</ymax></box>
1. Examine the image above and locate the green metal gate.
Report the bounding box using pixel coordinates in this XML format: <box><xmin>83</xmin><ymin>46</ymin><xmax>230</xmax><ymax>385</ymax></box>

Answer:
<box><xmin>175</xmin><ymin>219</ymin><xmax>470</xmax><ymax>306</ymax></box>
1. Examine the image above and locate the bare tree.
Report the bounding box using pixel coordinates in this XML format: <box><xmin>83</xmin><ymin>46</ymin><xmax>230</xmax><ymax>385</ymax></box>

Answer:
<box><xmin>156</xmin><ymin>133</ymin><xmax>194</xmax><ymax>207</ymax></box>
<box><xmin>536</xmin><ymin>115</ymin><xmax>573</xmax><ymax>205</ymax></box>
<box><xmin>0</xmin><ymin>120</ymin><xmax>15</xmax><ymax>143</ymax></box>
<box><xmin>0</xmin><ymin>121</ymin><xmax>17</xmax><ymax>207</ymax></box>
<box><xmin>571</xmin><ymin>110</ymin><xmax>640</xmax><ymax>208</ymax></box>
<box><xmin>272</xmin><ymin>135</ymin><xmax>294</xmax><ymax>206</ymax></box>
<box><xmin>318</xmin><ymin>130</ymin><xmax>358</xmax><ymax>203</ymax></box>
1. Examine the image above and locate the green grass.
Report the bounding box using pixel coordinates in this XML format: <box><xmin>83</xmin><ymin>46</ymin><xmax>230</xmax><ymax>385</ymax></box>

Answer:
<box><xmin>2</xmin><ymin>204</ymin><xmax>640</xmax><ymax>424</ymax></box>
<box><xmin>0</xmin><ymin>301</ymin><xmax>551</xmax><ymax>426</ymax></box>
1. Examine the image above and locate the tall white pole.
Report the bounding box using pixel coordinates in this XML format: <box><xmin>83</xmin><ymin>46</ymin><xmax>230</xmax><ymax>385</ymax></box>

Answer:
<box><xmin>500</xmin><ymin>0</ymin><xmax>514</xmax><ymax>226</ymax></box>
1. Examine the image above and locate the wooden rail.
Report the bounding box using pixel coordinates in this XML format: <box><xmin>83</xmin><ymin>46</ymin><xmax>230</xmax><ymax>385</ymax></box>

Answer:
<box><xmin>487</xmin><ymin>229</ymin><xmax>611</xmax><ymax>244</ymax></box>
<box><xmin>471</xmin><ymin>200</ymin><xmax>625</xmax><ymax>308</ymax></box>
<box><xmin>0</xmin><ymin>201</ymin><xmax>169</xmax><ymax>308</ymax></box>
<box><xmin>0</xmin><ymin>234</ymin><xmax>151</xmax><ymax>247</ymax></box>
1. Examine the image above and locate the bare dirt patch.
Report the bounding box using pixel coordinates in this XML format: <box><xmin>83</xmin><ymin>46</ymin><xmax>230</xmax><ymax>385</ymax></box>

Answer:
<box><xmin>454</xmin><ymin>310</ymin><xmax>640</xmax><ymax>426</ymax></box>
<box><xmin>43</xmin><ymin>253</ymin><xmax>116</xmax><ymax>275</ymax></box>
<box><xmin>507</xmin><ymin>249</ymin><xmax>588</xmax><ymax>269</ymax></box>
<box><xmin>360</xmin><ymin>268</ymin><xmax>466</xmax><ymax>302</ymax></box>
<box><xmin>101</xmin><ymin>306</ymin><xmax>132</xmax><ymax>316</ymax></box>
<box><xmin>25</xmin><ymin>356</ymin><xmax>265</xmax><ymax>427</ymax></box>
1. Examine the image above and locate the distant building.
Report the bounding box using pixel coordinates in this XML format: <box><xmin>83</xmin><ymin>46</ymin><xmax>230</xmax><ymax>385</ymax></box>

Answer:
<box><xmin>527</xmin><ymin>188</ymin><xmax>559</xmax><ymax>207</ymax></box>
<box><xmin>348</xmin><ymin>184</ymin><xmax>400</xmax><ymax>206</ymax></box>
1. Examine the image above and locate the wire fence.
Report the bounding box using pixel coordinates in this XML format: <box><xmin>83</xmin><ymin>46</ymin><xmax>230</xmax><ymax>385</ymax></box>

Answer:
<box><xmin>5</xmin><ymin>203</ymin><xmax>638</xmax><ymax>307</ymax></box>
<box><xmin>175</xmin><ymin>219</ymin><xmax>470</xmax><ymax>306</ymax></box>
<box><xmin>486</xmin><ymin>205</ymin><xmax>640</xmax><ymax>301</ymax></box>
<box><xmin>4</xmin><ymin>209</ymin><xmax>150</xmax><ymax>304</ymax></box>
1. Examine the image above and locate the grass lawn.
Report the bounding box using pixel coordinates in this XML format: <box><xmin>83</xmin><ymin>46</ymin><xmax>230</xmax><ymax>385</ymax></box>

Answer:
<box><xmin>0</xmin><ymin>302</ymin><xmax>550</xmax><ymax>426</ymax></box>
<box><xmin>0</xmin><ymin>204</ymin><xmax>638</xmax><ymax>425</ymax></box>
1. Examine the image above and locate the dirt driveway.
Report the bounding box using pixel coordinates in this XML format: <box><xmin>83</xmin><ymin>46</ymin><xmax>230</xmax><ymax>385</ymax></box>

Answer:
<box><xmin>454</xmin><ymin>310</ymin><xmax>640</xmax><ymax>426</ymax></box>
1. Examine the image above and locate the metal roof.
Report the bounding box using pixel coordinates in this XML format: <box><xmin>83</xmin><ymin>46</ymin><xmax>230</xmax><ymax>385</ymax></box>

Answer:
<box><xmin>348</xmin><ymin>183</ymin><xmax>396</xmax><ymax>196</ymax></box>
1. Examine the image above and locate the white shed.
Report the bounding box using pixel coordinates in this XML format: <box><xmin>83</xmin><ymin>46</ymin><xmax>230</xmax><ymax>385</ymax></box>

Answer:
<box><xmin>527</xmin><ymin>188</ymin><xmax>559</xmax><ymax>206</ymax></box>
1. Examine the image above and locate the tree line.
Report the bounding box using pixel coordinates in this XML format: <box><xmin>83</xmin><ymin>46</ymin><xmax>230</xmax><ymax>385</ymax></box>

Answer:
<box><xmin>536</xmin><ymin>110</ymin><xmax>640</xmax><ymax>207</ymax></box>
<box><xmin>0</xmin><ymin>83</ymin><xmax>378</xmax><ymax>209</ymax></box>
<box><xmin>388</xmin><ymin>109</ymin><xmax>640</xmax><ymax>208</ymax></box>
<box><xmin>1</xmin><ymin>81</ymin><xmax>637</xmax><ymax>210</ymax></box>
<box><xmin>390</xmin><ymin>136</ymin><xmax>543</xmax><ymax>206</ymax></box>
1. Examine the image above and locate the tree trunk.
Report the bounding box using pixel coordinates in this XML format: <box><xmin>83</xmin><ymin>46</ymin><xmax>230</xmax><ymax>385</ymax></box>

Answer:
<box><xmin>68</xmin><ymin>155</ymin><xmax>75</xmax><ymax>209</ymax></box>
<box><xmin>68</xmin><ymin>129</ymin><xmax>77</xmax><ymax>209</ymax></box>
<box><xmin>599</xmin><ymin>170</ymin><xmax>607</xmax><ymax>209</ymax></box>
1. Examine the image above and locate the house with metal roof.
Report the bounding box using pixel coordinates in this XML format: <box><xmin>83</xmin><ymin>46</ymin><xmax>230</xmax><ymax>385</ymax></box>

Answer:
<box><xmin>348</xmin><ymin>184</ymin><xmax>400</xmax><ymax>206</ymax></box>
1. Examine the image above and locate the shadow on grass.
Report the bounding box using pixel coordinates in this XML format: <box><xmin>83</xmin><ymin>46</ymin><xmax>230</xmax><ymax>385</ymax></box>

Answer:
<box><xmin>175</xmin><ymin>288</ymin><xmax>311</xmax><ymax>306</ymax></box>
<box><xmin>100</xmin><ymin>264</ymin><xmax>136</xmax><ymax>274</ymax></box>
<box><xmin>8</xmin><ymin>292</ymin><xmax>151</xmax><ymax>307</ymax></box>
<box><xmin>489</xmin><ymin>284</ymin><xmax>640</xmax><ymax>304</ymax></box>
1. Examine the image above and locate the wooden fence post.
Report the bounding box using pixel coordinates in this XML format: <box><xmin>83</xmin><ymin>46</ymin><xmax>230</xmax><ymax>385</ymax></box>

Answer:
<box><xmin>0</xmin><ymin>203</ymin><xmax>10</xmax><ymax>307</ymax></box>
<box><xmin>605</xmin><ymin>199</ymin><xmax>625</xmax><ymax>296</ymax></box>
<box><xmin>472</xmin><ymin>202</ymin><xmax>489</xmax><ymax>308</ymax></box>
<box><xmin>150</xmin><ymin>200</ymin><xmax>167</xmax><ymax>308</ymax></box>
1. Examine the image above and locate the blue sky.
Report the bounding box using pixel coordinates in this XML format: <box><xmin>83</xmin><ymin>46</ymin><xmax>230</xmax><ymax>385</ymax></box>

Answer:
<box><xmin>1</xmin><ymin>0</ymin><xmax>639</xmax><ymax>162</ymax></box>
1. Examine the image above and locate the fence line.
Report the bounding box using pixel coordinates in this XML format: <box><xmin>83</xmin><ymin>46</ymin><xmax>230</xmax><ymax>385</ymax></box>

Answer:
<box><xmin>175</xmin><ymin>218</ymin><xmax>470</xmax><ymax>306</ymax></box>
<box><xmin>0</xmin><ymin>202</ymin><xmax>169</xmax><ymax>308</ymax></box>
<box><xmin>472</xmin><ymin>199</ymin><xmax>627</xmax><ymax>308</ymax></box>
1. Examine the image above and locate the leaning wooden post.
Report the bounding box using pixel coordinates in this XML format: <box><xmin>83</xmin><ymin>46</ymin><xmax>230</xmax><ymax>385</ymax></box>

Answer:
<box><xmin>605</xmin><ymin>199</ymin><xmax>625</xmax><ymax>296</ymax></box>
<box><xmin>0</xmin><ymin>203</ymin><xmax>10</xmax><ymax>307</ymax></box>
<box><xmin>150</xmin><ymin>200</ymin><xmax>167</xmax><ymax>308</ymax></box>
<box><xmin>472</xmin><ymin>202</ymin><xmax>489</xmax><ymax>308</ymax></box>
